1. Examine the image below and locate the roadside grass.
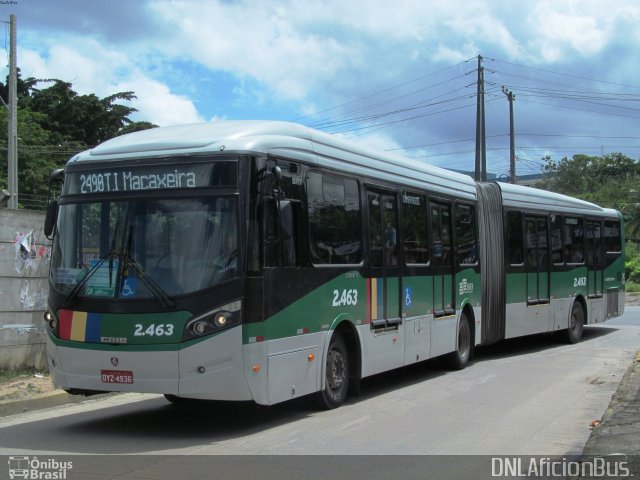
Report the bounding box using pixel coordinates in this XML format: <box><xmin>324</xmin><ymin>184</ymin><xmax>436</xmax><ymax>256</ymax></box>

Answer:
<box><xmin>0</xmin><ymin>368</ymin><xmax>48</xmax><ymax>384</ymax></box>
<box><xmin>626</xmin><ymin>283</ymin><xmax>640</xmax><ymax>293</ymax></box>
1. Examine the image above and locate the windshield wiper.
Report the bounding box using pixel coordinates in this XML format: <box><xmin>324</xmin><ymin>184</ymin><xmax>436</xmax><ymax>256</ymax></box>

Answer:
<box><xmin>63</xmin><ymin>214</ymin><xmax>121</xmax><ymax>307</ymax></box>
<box><xmin>63</xmin><ymin>251</ymin><xmax>111</xmax><ymax>307</ymax></box>
<box><xmin>123</xmin><ymin>225</ymin><xmax>175</xmax><ymax>309</ymax></box>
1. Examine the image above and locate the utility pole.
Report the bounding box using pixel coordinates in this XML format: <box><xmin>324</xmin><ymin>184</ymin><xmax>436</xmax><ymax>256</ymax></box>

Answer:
<box><xmin>7</xmin><ymin>14</ymin><xmax>17</xmax><ymax>209</ymax></box>
<box><xmin>502</xmin><ymin>86</ymin><xmax>516</xmax><ymax>184</ymax></box>
<box><xmin>475</xmin><ymin>55</ymin><xmax>486</xmax><ymax>182</ymax></box>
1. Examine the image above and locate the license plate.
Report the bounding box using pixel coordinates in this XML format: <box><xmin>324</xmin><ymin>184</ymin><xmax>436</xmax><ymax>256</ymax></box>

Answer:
<box><xmin>101</xmin><ymin>370</ymin><xmax>134</xmax><ymax>384</ymax></box>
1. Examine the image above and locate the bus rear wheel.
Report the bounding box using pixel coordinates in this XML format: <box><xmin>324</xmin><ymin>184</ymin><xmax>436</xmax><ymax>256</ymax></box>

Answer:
<box><xmin>447</xmin><ymin>312</ymin><xmax>471</xmax><ymax>370</ymax></box>
<box><xmin>565</xmin><ymin>301</ymin><xmax>585</xmax><ymax>344</ymax></box>
<box><xmin>317</xmin><ymin>332</ymin><xmax>349</xmax><ymax>409</ymax></box>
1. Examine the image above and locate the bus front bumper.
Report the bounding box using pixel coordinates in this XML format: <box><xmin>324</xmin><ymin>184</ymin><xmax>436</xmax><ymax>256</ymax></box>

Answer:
<box><xmin>45</xmin><ymin>326</ymin><xmax>253</xmax><ymax>401</ymax></box>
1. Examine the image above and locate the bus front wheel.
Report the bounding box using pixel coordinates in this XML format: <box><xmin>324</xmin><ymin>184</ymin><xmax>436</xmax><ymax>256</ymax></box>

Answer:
<box><xmin>317</xmin><ymin>332</ymin><xmax>349</xmax><ymax>409</ymax></box>
<box><xmin>565</xmin><ymin>301</ymin><xmax>585</xmax><ymax>343</ymax></box>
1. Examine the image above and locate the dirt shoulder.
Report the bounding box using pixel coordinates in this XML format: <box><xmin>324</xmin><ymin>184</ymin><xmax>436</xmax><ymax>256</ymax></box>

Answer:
<box><xmin>0</xmin><ymin>371</ymin><xmax>56</xmax><ymax>403</ymax></box>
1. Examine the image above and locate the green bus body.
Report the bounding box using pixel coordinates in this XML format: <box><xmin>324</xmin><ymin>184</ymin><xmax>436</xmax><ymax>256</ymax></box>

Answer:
<box><xmin>43</xmin><ymin>121</ymin><xmax>624</xmax><ymax>408</ymax></box>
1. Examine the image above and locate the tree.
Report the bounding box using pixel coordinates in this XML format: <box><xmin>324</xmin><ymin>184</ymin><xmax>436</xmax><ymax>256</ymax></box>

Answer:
<box><xmin>540</xmin><ymin>153</ymin><xmax>640</xmax><ymax>239</ymax></box>
<box><xmin>20</xmin><ymin>79</ymin><xmax>144</xmax><ymax>146</ymax></box>
<box><xmin>0</xmin><ymin>73</ymin><xmax>157</xmax><ymax>209</ymax></box>
<box><xmin>0</xmin><ymin>108</ymin><xmax>73</xmax><ymax>209</ymax></box>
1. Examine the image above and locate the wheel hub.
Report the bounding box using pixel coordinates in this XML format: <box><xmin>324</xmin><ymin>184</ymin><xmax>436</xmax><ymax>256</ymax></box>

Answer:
<box><xmin>328</xmin><ymin>350</ymin><xmax>345</xmax><ymax>390</ymax></box>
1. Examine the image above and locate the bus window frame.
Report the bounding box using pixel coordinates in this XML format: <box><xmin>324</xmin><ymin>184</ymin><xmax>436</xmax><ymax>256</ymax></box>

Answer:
<box><xmin>550</xmin><ymin>214</ymin><xmax>564</xmax><ymax>266</ymax></box>
<box><xmin>454</xmin><ymin>201</ymin><xmax>479</xmax><ymax>267</ymax></box>
<box><xmin>603</xmin><ymin>219</ymin><xmax>622</xmax><ymax>255</ymax></box>
<box><xmin>505</xmin><ymin>210</ymin><xmax>525</xmax><ymax>268</ymax></box>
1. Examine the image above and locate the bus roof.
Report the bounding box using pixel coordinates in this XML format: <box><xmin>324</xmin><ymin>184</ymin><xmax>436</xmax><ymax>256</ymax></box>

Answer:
<box><xmin>66</xmin><ymin>121</ymin><xmax>618</xmax><ymax>215</ymax></box>
<box><xmin>497</xmin><ymin>182</ymin><xmax>615</xmax><ymax>218</ymax></box>
<box><xmin>69</xmin><ymin>120</ymin><xmax>477</xmax><ymax>200</ymax></box>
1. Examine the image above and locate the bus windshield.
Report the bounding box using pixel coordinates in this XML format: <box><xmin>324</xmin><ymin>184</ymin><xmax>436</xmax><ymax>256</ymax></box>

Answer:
<box><xmin>51</xmin><ymin>196</ymin><xmax>238</xmax><ymax>299</ymax></box>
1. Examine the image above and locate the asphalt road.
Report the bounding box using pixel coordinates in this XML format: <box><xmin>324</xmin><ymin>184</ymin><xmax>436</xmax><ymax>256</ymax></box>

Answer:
<box><xmin>0</xmin><ymin>309</ymin><xmax>639</xmax><ymax>464</ymax></box>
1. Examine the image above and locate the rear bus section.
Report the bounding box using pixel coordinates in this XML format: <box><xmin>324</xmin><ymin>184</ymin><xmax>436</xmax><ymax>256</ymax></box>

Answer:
<box><xmin>477</xmin><ymin>183</ymin><xmax>625</xmax><ymax>345</ymax></box>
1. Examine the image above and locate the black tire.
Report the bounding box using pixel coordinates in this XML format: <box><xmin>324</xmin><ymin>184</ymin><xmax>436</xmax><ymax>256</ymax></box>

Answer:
<box><xmin>447</xmin><ymin>313</ymin><xmax>472</xmax><ymax>370</ymax></box>
<box><xmin>565</xmin><ymin>301</ymin><xmax>585</xmax><ymax>343</ymax></box>
<box><xmin>317</xmin><ymin>332</ymin><xmax>349</xmax><ymax>409</ymax></box>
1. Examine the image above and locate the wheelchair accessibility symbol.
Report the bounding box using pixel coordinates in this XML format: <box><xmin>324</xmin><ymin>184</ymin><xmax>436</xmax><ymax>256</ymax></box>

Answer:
<box><xmin>404</xmin><ymin>287</ymin><xmax>413</xmax><ymax>307</ymax></box>
<box><xmin>121</xmin><ymin>278</ymin><xmax>137</xmax><ymax>297</ymax></box>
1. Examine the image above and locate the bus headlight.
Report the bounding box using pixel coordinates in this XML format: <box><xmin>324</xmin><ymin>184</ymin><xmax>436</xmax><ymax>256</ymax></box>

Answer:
<box><xmin>183</xmin><ymin>300</ymin><xmax>242</xmax><ymax>341</ymax></box>
<box><xmin>213</xmin><ymin>312</ymin><xmax>230</xmax><ymax>328</ymax></box>
<box><xmin>44</xmin><ymin>310</ymin><xmax>59</xmax><ymax>336</ymax></box>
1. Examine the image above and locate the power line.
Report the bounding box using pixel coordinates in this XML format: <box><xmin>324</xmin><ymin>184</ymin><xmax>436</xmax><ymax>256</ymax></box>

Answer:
<box><xmin>293</xmin><ymin>58</ymin><xmax>473</xmax><ymax>123</ymax></box>
<box><xmin>490</xmin><ymin>58</ymin><xmax>640</xmax><ymax>90</ymax></box>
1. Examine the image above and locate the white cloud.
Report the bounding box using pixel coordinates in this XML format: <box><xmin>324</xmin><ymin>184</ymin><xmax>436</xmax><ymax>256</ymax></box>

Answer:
<box><xmin>19</xmin><ymin>39</ymin><xmax>128</xmax><ymax>95</ymax></box>
<box><xmin>17</xmin><ymin>36</ymin><xmax>202</xmax><ymax>126</ymax></box>
<box><xmin>9</xmin><ymin>0</ymin><xmax>640</xmax><ymax>156</ymax></box>
<box><xmin>444</xmin><ymin>13</ymin><xmax>523</xmax><ymax>59</ymax></box>
<box><xmin>525</xmin><ymin>1</ymin><xmax>640</xmax><ymax>62</ymax></box>
<box><xmin>148</xmin><ymin>1</ymin><xmax>355</xmax><ymax>102</ymax></box>
<box><xmin>530</xmin><ymin>10</ymin><xmax>608</xmax><ymax>61</ymax></box>
<box><xmin>144</xmin><ymin>0</ymin><xmax>536</xmax><ymax>107</ymax></box>
<box><xmin>116</xmin><ymin>76</ymin><xmax>203</xmax><ymax>126</ymax></box>
<box><xmin>432</xmin><ymin>43</ymin><xmax>479</xmax><ymax>64</ymax></box>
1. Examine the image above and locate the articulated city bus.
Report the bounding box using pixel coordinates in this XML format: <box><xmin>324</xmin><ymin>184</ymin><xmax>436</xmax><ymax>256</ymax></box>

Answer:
<box><xmin>43</xmin><ymin>121</ymin><xmax>625</xmax><ymax>408</ymax></box>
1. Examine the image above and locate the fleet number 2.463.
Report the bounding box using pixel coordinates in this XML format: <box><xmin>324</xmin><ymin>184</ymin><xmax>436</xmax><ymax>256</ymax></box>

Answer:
<box><xmin>332</xmin><ymin>289</ymin><xmax>358</xmax><ymax>307</ymax></box>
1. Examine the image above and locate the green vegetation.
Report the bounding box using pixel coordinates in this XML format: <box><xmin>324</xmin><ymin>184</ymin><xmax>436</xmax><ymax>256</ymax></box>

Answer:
<box><xmin>541</xmin><ymin>153</ymin><xmax>640</xmax><ymax>292</ymax></box>
<box><xmin>625</xmin><ymin>242</ymin><xmax>640</xmax><ymax>291</ymax></box>
<box><xmin>0</xmin><ymin>367</ymin><xmax>47</xmax><ymax>383</ymax></box>
<box><xmin>0</xmin><ymin>71</ymin><xmax>156</xmax><ymax>209</ymax></box>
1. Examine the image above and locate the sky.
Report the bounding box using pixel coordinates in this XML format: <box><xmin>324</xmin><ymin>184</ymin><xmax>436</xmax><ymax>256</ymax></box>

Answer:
<box><xmin>2</xmin><ymin>0</ymin><xmax>640</xmax><ymax>178</ymax></box>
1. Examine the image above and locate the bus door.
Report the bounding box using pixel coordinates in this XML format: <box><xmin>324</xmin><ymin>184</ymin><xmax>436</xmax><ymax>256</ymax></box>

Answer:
<box><xmin>367</xmin><ymin>190</ymin><xmax>401</xmax><ymax>328</ymax></box>
<box><xmin>430</xmin><ymin>201</ymin><xmax>455</xmax><ymax>317</ymax></box>
<box><xmin>525</xmin><ymin>216</ymin><xmax>550</xmax><ymax>333</ymax></box>
<box><xmin>586</xmin><ymin>221</ymin><xmax>603</xmax><ymax>298</ymax></box>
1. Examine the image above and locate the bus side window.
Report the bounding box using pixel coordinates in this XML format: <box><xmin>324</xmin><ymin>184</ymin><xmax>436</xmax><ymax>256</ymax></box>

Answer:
<box><xmin>604</xmin><ymin>220</ymin><xmax>622</xmax><ymax>254</ymax></box>
<box><xmin>402</xmin><ymin>192</ymin><xmax>429</xmax><ymax>265</ymax></box>
<box><xmin>550</xmin><ymin>214</ymin><xmax>564</xmax><ymax>264</ymax></box>
<box><xmin>565</xmin><ymin>217</ymin><xmax>584</xmax><ymax>264</ymax></box>
<box><xmin>586</xmin><ymin>221</ymin><xmax>602</xmax><ymax>266</ymax></box>
<box><xmin>306</xmin><ymin>172</ymin><xmax>362</xmax><ymax>266</ymax></box>
<box><xmin>455</xmin><ymin>203</ymin><xmax>477</xmax><ymax>265</ymax></box>
<box><xmin>506</xmin><ymin>211</ymin><xmax>523</xmax><ymax>265</ymax></box>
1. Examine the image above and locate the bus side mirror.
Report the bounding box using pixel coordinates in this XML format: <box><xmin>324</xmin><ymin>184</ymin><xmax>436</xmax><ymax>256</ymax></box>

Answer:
<box><xmin>45</xmin><ymin>168</ymin><xmax>64</xmax><ymax>240</ymax></box>
<box><xmin>44</xmin><ymin>200</ymin><xmax>58</xmax><ymax>240</ymax></box>
<box><xmin>49</xmin><ymin>168</ymin><xmax>64</xmax><ymax>184</ymax></box>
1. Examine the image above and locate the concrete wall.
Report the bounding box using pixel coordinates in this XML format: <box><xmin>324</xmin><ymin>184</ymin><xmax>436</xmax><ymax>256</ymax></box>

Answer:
<box><xmin>0</xmin><ymin>209</ymin><xmax>51</xmax><ymax>370</ymax></box>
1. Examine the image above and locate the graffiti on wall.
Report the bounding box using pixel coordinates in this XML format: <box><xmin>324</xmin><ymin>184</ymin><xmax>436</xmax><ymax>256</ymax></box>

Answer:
<box><xmin>12</xmin><ymin>231</ymin><xmax>51</xmax><ymax>309</ymax></box>
<box><xmin>13</xmin><ymin>230</ymin><xmax>51</xmax><ymax>274</ymax></box>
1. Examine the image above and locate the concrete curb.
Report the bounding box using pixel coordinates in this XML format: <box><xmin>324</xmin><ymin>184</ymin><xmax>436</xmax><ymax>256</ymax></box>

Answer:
<box><xmin>0</xmin><ymin>390</ymin><xmax>116</xmax><ymax>417</ymax></box>
<box><xmin>579</xmin><ymin>350</ymin><xmax>640</xmax><ymax>476</ymax></box>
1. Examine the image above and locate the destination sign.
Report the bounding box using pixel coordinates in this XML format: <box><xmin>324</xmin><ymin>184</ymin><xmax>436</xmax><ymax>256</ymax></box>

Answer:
<box><xmin>65</xmin><ymin>162</ymin><xmax>236</xmax><ymax>194</ymax></box>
